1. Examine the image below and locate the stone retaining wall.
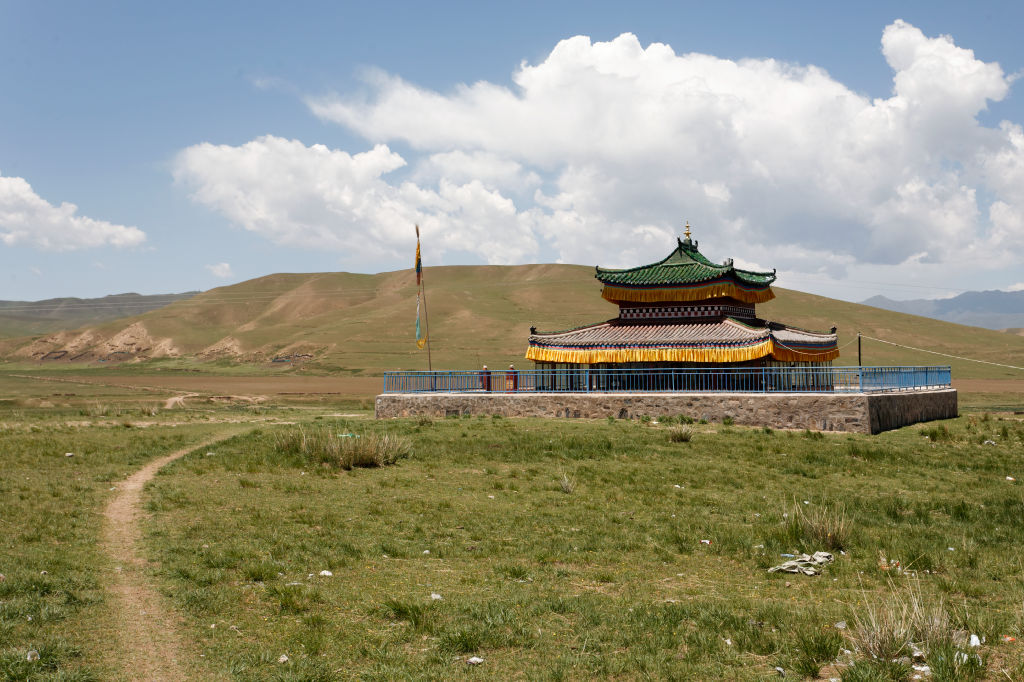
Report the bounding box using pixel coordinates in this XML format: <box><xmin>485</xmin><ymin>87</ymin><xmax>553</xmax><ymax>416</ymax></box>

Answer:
<box><xmin>375</xmin><ymin>389</ymin><xmax>958</xmax><ymax>434</ymax></box>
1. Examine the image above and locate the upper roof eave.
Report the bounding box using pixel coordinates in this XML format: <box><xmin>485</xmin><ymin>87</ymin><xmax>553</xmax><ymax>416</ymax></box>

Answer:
<box><xmin>594</xmin><ymin>238</ymin><xmax>776</xmax><ymax>287</ymax></box>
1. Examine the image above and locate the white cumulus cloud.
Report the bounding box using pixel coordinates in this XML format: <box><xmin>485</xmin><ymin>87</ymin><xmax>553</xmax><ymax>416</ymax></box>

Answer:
<box><xmin>174</xmin><ymin>135</ymin><xmax>538</xmax><ymax>264</ymax></box>
<box><xmin>181</xmin><ymin>22</ymin><xmax>1024</xmax><ymax>290</ymax></box>
<box><xmin>0</xmin><ymin>172</ymin><xmax>146</xmax><ymax>250</ymax></box>
<box><xmin>205</xmin><ymin>262</ymin><xmax>234</xmax><ymax>278</ymax></box>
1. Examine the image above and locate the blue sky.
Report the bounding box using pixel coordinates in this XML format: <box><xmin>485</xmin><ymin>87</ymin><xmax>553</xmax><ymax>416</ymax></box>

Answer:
<box><xmin>2</xmin><ymin>1</ymin><xmax>1024</xmax><ymax>302</ymax></box>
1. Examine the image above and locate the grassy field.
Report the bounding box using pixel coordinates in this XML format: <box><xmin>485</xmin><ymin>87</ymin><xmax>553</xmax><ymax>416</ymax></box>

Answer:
<box><xmin>0</xmin><ymin>413</ymin><xmax>232</xmax><ymax>680</ymax></box>
<box><xmin>3</xmin><ymin>383</ymin><xmax>1023</xmax><ymax>680</ymax></box>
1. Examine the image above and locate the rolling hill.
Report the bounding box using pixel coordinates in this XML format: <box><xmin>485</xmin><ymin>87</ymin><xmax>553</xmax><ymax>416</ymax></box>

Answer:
<box><xmin>1</xmin><ymin>265</ymin><xmax>1023</xmax><ymax>380</ymax></box>
<box><xmin>0</xmin><ymin>292</ymin><xmax>197</xmax><ymax>337</ymax></box>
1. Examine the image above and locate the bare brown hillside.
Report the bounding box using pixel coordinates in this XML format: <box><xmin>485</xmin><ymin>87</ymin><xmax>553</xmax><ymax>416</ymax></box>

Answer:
<box><xmin>2</xmin><ymin>265</ymin><xmax>1023</xmax><ymax>379</ymax></box>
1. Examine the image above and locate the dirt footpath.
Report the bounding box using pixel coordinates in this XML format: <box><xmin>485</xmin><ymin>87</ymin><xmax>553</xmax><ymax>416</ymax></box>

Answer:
<box><xmin>62</xmin><ymin>374</ymin><xmax>382</xmax><ymax>399</ymax></box>
<box><xmin>101</xmin><ymin>430</ymin><xmax>245</xmax><ymax>681</ymax></box>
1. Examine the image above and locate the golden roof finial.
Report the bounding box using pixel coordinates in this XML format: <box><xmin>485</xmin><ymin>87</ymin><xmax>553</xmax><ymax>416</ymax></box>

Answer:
<box><xmin>684</xmin><ymin>221</ymin><xmax>691</xmax><ymax>240</ymax></box>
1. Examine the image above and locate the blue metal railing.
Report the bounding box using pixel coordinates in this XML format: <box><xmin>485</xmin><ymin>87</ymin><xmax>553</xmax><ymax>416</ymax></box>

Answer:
<box><xmin>382</xmin><ymin>366</ymin><xmax>951</xmax><ymax>394</ymax></box>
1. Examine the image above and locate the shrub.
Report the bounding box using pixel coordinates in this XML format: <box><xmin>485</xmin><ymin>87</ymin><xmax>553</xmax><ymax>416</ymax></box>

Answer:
<box><xmin>927</xmin><ymin>642</ymin><xmax>985</xmax><ymax>681</ymax></box>
<box><xmin>383</xmin><ymin>598</ymin><xmax>431</xmax><ymax>630</ymax></box>
<box><xmin>793</xmin><ymin>502</ymin><xmax>851</xmax><ymax>551</ymax></box>
<box><xmin>793</xmin><ymin>627</ymin><xmax>844</xmax><ymax>678</ymax></box>
<box><xmin>722</xmin><ymin>416</ymin><xmax>735</xmax><ymax>426</ymax></box>
<box><xmin>274</xmin><ymin>426</ymin><xmax>411</xmax><ymax>469</ymax></box>
<box><xmin>922</xmin><ymin>425</ymin><xmax>953</xmax><ymax>442</ymax></box>
<box><xmin>668</xmin><ymin>426</ymin><xmax>693</xmax><ymax>443</ymax></box>
<box><xmin>848</xmin><ymin>579</ymin><xmax>967</xmax><ymax>668</ymax></box>
<box><xmin>557</xmin><ymin>471</ymin><xmax>576</xmax><ymax>494</ymax></box>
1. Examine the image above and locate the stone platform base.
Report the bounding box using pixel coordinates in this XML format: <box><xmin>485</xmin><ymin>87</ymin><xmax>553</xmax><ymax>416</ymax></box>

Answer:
<box><xmin>375</xmin><ymin>389</ymin><xmax>957</xmax><ymax>434</ymax></box>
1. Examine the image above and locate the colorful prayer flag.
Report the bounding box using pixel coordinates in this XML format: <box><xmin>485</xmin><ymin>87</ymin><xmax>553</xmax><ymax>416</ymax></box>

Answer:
<box><xmin>416</xmin><ymin>242</ymin><xmax>422</xmax><ymax>286</ymax></box>
<box><xmin>416</xmin><ymin>290</ymin><xmax>426</xmax><ymax>349</ymax></box>
<box><xmin>415</xmin><ymin>225</ymin><xmax>427</xmax><ymax>349</ymax></box>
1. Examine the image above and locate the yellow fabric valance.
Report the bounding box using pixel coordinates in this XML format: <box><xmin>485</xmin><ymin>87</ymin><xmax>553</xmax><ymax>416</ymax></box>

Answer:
<box><xmin>601</xmin><ymin>282</ymin><xmax>775</xmax><ymax>305</ymax></box>
<box><xmin>770</xmin><ymin>343</ymin><xmax>840</xmax><ymax>363</ymax></box>
<box><xmin>525</xmin><ymin>339</ymin><xmax>838</xmax><ymax>364</ymax></box>
<box><xmin>525</xmin><ymin>339</ymin><xmax>773</xmax><ymax>364</ymax></box>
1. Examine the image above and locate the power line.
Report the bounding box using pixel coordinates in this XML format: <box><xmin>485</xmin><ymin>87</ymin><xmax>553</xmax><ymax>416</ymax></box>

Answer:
<box><xmin>861</xmin><ymin>334</ymin><xmax>1024</xmax><ymax>371</ymax></box>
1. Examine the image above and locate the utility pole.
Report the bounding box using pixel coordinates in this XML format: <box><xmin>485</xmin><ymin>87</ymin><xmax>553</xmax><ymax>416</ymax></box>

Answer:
<box><xmin>858</xmin><ymin>332</ymin><xmax>862</xmax><ymax>367</ymax></box>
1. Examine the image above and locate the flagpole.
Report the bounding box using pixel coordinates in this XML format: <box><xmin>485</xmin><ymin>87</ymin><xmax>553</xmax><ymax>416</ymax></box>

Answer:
<box><xmin>416</xmin><ymin>225</ymin><xmax>433</xmax><ymax>371</ymax></box>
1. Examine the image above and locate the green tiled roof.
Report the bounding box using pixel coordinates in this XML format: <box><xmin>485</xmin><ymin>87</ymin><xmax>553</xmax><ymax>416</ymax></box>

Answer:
<box><xmin>595</xmin><ymin>238</ymin><xmax>776</xmax><ymax>288</ymax></box>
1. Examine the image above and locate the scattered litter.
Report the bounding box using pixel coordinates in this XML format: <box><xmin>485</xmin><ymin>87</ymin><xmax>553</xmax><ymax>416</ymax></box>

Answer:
<box><xmin>700</xmin><ymin>539</ymin><xmax>712</xmax><ymax>545</ymax></box>
<box><xmin>278</xmin><ymin>654</ymin><xmax>289</xmax><ymax>663</ymax></box>
<box><xmin>834</xmin><ymin>621</ymin><xmax>847</xmax><ymax>630</ymax></box>
<box><xmin>210</xmin><ymin>623</ymin><xmax>216</xmax><ymax>629</ymax></box>
<box><xmin>467</xmin><ymin>656</ymin><xmax>484</xmax><ymax>665</ymax></box>
<box><xmin>774</xmin><ymin>666</ymin><xmax>785</xmax><ymax>677</ymax></box>
<box><xmin>286</xmin><ymin>582</ymin><xmax>303</xmax><ymax>586</ymax></box>
<box><xmin>319</xmin><ymin>570</ymin><xmax>333</xmax><ymax>577</ymax></box>
<box><xmin>724</xmin><ymin>638</ymin><xmax>733</xmax><ymax>646</ymax></box>
<box><xmin>487</xmin><ymin>495</ymin><xmax>495</xmax><ymax>499</ymax></box>
<box><xmin>26</xmin><ymin>650</ymin><xmax>39</xmax><ymax>662</ymax></box>
<box><xmin>430</xmin><ymin>593</ymin><xmax>442</xmax><ymax>600</ymax></box>
<box><xmin>40</xmin><ymin>570</ymin><xmax>47</xmax><ymax>575</ymax></box>
<box><xmin>1002</xmin><ymin>635</ymin><xmax>1017</xmax><ymax>642</ymax></box>
<box><xmin>984</xmin><ymin>440</ymin><xmax>996</xmax><ymax>446</ymax></box>
<box><xmin>911</xmin><ymin>644</ymin><xmax>925</xmax><ymax>660</ymax></box>
<box><xmin>307</xmin><ymin>574</ymin><xmax>314</xmax><ymax>579</ymax></box>
<box><xmin>205</xmin><ymin>452</ymin><xmax>215</xmax><ymax>457</ymax></box>
<box><xmin>912</xmin><ymin>664</ymin><xmax>930</xmax><ymax>674</ymax></box>
<box><xmin>969</xmin><ymin>634</ymin><xmax>981</xmax><ymax>647</ymax></box>
<box><xmin>422</xmin><ymin>550</ymin><xmax>430</xmax><ymax>555</ymax></box>
<box><xmin>803</xmin><ymin>500</ymin><xmax>810</xmax><ymax>505</ymax></box>
<box><xmin>780</xmin><ymin>553</ymin><xmax>796</xmax><ymax>558</ymax></box>
<box><xmin>673</xmin><ymin>484</ymin><xmax>682</xmax><ymax>488</ymax></box>
<box><xmin>948</xmin><ymin>547</ymin><xmax>956</xmax><ymax>551</ymax></box>
<box><xmin>754</xmin><ymin>544</ymin><xmax>765</xmax><ymax>549</ymax></box>
<box><xmin>338</xmin><ymin>433</ymin><xmax>360</xmax><ymax>438</ymax></box>
<box><xmin>229</xmin><ymin>625</ymin><xmax>239</xmax><ymax>632</ymax></box>
<box><xmin>768</xmin><ymin>551</ymin><xmax>835</xmax><ymax>576</ymax></box>
<box><xmin>1007</xmin><ymin>476</ymin><xmax>1016</xmax><ymax>481</ymax></box>
<box><xmin>64</xmin><ymin>452</ymin><xmax>74</xmax><ymax>457</ymax></box>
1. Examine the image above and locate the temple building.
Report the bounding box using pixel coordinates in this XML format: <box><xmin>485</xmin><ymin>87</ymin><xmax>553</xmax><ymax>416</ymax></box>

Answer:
<box><xmin>525</xmin><ymin>226</ymin><xmax>839</xmax><ymax>389</ymax></box>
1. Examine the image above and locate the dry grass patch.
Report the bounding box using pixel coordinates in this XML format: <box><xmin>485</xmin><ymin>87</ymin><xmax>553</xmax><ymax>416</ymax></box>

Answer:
<box><xmin>274</xmin><ymin>424</ymin><xmax>411</xmax><ymax>469</ymax></box>
<box><xmin>793</xmin><ymin>500</ymin><xmax>851</xmax><ymax>552</ymax></box>
<box><xmin>668</xmin><ymin>425</ymin><xmax>693</xmax><ymax>442</ymax></box>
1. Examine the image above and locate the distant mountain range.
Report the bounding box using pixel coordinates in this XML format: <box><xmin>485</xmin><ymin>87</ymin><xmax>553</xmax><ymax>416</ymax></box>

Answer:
<box><xmin>862</xmin><ymin>290</ymin><xmax>1024</xmax><ymax>331</ymax></box>
<box><xmin>0</xmin><ymin>292</ymin><xmax>198</xmax><ymax>337</ymax></box>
